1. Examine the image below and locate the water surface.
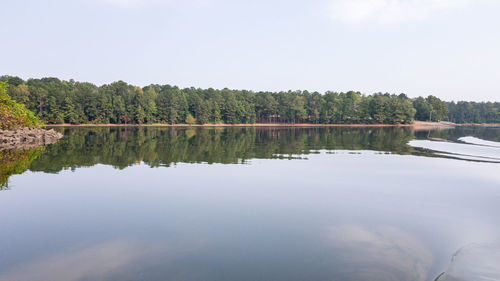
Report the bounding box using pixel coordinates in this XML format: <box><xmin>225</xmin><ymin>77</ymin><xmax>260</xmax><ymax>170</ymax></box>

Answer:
<box><xmin>1</xmin><ymin>126</ymin><xmax>499</xmax><ymax>281</ymax></box>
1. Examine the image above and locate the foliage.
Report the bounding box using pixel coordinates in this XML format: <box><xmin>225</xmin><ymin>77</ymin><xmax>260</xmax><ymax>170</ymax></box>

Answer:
<box><xmin>412</xmin><ymin>95</ymin><xmax>449</xmax><ymax>122</ymax></box>
<box><xmin>185</xmin><ymin>113</ymin><xmax>196</xmax><ymax>125</ymax></box>
<box><xmin>0</xmin><ymin>76</ymin><xmax>419</xmax><ymax>125</ymax></box>
<box><xmin>0</xmin><ymin>82</ymin><xmax>43</xmax><ymax>130</ymax></box>
<box><xmin>1</xmin><ymin>75</ymin><xmax>497</xmax><ymax>125</ymax></box>
<box><xmin>447</xmin><ymin>101</ymin><xmax>500</xmax><ymax>123</ymax></box>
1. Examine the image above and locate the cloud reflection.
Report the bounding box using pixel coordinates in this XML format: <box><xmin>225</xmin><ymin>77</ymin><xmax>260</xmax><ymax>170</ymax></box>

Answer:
<box><xmin>325</xmin><ymin>225</ymin><xmax>433</xmax><ymax>281</ymax></box>
<box><xmin>0</xmin><ymin>240</ymin><xmax>149</xmax><ymax>281</ymax></box>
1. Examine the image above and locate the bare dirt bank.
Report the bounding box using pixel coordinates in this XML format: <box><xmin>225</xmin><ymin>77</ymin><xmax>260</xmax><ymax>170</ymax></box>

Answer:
<box><xmin>0</xmin><ymin>128</ymin><xmax>63</xmax><ymax>150</ymax></box>
<box><xmin>411</xmin><ymin>121</ymin><xmax>456</xmax><ymax>130</ymax></box>
<box><xmin>48</xmin><ymin>123</ymin><xmax>404</xmax><ymax>127</ymax></box>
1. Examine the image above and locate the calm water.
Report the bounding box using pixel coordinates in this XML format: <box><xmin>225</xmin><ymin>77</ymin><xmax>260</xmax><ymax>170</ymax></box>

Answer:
<box><xmin>1</xmin><ymin>126</ymin><xmax>500</xmax><ymax>281</ymax></box>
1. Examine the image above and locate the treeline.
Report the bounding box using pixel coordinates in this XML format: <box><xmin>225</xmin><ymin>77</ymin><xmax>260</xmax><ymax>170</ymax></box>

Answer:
<box><xmin>1</xmin><ymin>75</ymin><xmax>497</xmax><ymax>124</ymax></box>
<box><xmin>0</xmin><ymin>76</ymin><xmax>416</xmax><ymax>125</ymax></box>
<box><xmin>447</xmin><ymin>101</ymin><xmax>500</xmax><ymax>123</ymax></box>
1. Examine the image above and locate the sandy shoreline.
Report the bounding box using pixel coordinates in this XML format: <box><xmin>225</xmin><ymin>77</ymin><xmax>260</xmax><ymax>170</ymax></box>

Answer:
<box><xmin>45</xmin><ymin>121</ymin><xmax>460</xmax><ymax>130</ymax></box>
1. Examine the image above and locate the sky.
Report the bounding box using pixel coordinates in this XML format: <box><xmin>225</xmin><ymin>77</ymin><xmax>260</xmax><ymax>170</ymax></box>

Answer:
<box><xmin>1</xmin><ymin>0</ymin><xmax>499</xmax><ymax>101</ymax></box>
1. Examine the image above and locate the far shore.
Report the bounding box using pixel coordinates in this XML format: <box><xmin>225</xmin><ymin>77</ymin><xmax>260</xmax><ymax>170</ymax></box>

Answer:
<box><xmin>44</xmin><ymin>121</ymin><xmax>467</xmax><ymax>130</ymax></box>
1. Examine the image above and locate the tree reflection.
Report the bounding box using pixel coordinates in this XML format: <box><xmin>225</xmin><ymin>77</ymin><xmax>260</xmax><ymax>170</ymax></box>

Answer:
<box><xmin>0</xmin><ymin>147</ymin><xmax>43</xmax><ymax>188</ymax></box>
<box><xmin>3</xmin><ymin>126</ymin><xmax>498</xmax><ymax>186</ymax></box>
<box><xmin>27</xmin><ymin>127</ymin><xmax>415</xmax><ymax>173</ymax></box>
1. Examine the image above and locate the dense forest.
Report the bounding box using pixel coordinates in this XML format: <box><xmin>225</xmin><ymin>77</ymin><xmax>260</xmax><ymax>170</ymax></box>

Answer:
<box><xmin>1</xmin><ymin>75</ymin><xmax>498</xmax><ymax>125</ymax></box>
<box><xmin>446</xmin><ymin>101</ymin><xmax>500</xmax><ymax>123</ymax></box>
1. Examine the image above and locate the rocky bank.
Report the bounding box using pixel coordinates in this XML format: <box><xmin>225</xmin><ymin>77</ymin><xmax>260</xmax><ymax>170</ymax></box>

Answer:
<box><xmin>0</xmin><ymin>128</ymin><xmax>63</xmax><ymax>150</ymax></box>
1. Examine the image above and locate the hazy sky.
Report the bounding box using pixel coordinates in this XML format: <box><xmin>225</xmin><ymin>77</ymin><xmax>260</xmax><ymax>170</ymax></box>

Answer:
<box><xmin>1</xmin><ymin>0</ymin><xmax>499</xmax><ymax>101</ymax></box>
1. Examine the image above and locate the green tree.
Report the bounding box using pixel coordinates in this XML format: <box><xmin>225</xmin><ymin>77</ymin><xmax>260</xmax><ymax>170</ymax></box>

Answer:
<box><xmin>427</xmin><ymin>95</ymin><xmax>448</xmax><ymax>121</ymax></box>
<box><xmin>185</xmin><ymin>113</ymin><xmax>196</xmax><ymax>125</ymax></box>
<box><xmin>136</xmin><ymin>105</ymin><xmax>146</xmax><ymax>124</ymax></box>
<box><xmin>62</xmin><ymin>97</ymin><xmax>77</xmax><ymax>124</ymax></box>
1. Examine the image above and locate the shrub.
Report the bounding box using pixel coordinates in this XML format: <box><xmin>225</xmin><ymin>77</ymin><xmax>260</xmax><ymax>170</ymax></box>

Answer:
<box><xmin>0</xmin><ymin>82</ymin><xmax>43</xmax><ymax>130</ymax></box>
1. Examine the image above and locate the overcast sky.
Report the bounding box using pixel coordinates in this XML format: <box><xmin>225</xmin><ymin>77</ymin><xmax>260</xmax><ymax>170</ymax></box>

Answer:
<box><xmin>1</xmin><ymin>0</ymin><xmax>499</xmax><ymax>101</ymax></box>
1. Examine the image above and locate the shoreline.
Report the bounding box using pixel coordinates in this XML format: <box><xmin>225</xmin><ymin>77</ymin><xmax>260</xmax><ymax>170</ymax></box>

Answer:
<box><xmin>45</xmin><ymin>121</ymin><xmax>459</xmax><ymax>130</ymax></box>
<box><xmin>47</xmin><ymin>123</ymin><xmax>411</xmax><ymax>127</ymax></box>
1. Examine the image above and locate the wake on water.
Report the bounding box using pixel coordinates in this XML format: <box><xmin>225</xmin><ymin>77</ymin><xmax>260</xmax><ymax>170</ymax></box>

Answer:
<box><xmin>409</xmin><ymin>136</ymin><xmax>500</xmax><ymax>163</ymax></box>
<box><xmin>458</xmin><ymin>136</ymin><xmax>500</xmax><ymax>148</ymax></box>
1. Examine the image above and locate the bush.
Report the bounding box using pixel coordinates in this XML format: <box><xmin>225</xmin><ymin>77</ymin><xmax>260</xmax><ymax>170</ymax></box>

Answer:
<box><xmin>0</xmin><ymin>82</ymin><xmax>43</xmax><ymax>130</ymax></box>
<box><xmin>185</xmin><ymin>113</ymin><xmax>196</xmax><ymax>125</ymax></box>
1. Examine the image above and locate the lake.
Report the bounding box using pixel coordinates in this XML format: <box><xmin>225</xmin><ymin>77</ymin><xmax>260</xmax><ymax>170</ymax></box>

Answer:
<box><xmin>1</xmin><ymin>126</ymin><xmax>500</xmax><ymax>281</ymax></box>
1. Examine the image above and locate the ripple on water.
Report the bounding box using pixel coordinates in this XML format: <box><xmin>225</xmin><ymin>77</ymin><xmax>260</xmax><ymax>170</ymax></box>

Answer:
<box><xmin>437</xmin><ymin>244</ymin><xmax>500</xmax><ymax>281</ymax></box>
